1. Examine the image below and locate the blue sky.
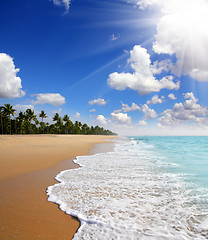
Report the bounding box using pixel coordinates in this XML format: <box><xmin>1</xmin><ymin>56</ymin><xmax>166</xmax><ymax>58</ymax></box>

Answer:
<box><xmin>1</xmin><ymin>0</ymin><xmax>208</xmax><ymax>135</ymax></box>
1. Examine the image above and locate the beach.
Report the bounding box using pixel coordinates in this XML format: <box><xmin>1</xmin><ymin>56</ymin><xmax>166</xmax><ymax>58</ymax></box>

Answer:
<box><xmin>0</xmin><ymin>135</ymin><xmax>115</xmax><ymax>240</ymax></box>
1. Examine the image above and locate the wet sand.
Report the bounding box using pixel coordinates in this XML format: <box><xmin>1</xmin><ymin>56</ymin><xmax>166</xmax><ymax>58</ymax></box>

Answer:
<box><xmin>0</xmin><ymin>135</ymin><xmax>115</xmax><ymax>240</ymax></box>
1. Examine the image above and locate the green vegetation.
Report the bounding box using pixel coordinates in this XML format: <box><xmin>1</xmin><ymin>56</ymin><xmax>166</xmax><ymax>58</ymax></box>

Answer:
<box><xmin>0</xmin><ymin>104</ymin><xmax>116</xmax><ymax>136</ymax></box>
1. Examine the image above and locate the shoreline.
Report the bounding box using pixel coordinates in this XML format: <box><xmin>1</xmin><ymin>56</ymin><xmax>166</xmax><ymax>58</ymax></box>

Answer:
<box><xmin>0</xmin><ymin>135</ymin><xmax>115</xmax><ymax>240</ymax></box>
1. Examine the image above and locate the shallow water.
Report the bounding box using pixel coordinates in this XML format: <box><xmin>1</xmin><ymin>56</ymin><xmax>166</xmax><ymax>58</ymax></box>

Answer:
<box><xmin>47</xmin><ymin>137</ymin><xmax>208</xmax><ymax>239</ymax></box>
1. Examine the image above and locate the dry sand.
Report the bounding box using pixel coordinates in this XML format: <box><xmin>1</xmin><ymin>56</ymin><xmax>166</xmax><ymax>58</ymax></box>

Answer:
<box><xmin>0</xmin><ymin>135</ymin><xmax>115</xmax><ymax>240</ymax></box>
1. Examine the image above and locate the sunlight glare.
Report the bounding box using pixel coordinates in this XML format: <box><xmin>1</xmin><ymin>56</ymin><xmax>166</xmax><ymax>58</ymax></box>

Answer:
<box><xmin>146</xmin><ymin>0</ymin><xmax>208</xmax><ymax>81</ymax></box>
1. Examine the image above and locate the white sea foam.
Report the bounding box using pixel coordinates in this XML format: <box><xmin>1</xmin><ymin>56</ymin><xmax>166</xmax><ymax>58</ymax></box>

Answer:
<box><xmin>47</xmin><ymin>138</ymin><xmax>208</xmax><ymax>239</ymax></box>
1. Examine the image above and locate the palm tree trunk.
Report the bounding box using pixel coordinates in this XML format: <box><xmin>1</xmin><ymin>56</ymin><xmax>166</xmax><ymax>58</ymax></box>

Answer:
<box><xmin>9</xmin><ymin>115</ymin><xmax>11</xmax><ymax>135</ymax></box>
<box><xmin>1</xmin><ymin>112</ymin><xmax>3</xmax><ymax>134</ymax></box>
<box><xmin>42</xmin><ymin>118</ymin><xmax>44</xmax><ymax>134</ymax></box>
<box><xmin>29</xmin><ymin>121</ymin><xmax>31</xmax><ymax>134</ymax></box>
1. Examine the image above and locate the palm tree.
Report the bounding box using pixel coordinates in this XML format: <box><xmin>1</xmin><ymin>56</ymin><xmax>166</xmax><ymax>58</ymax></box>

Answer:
<box><xmin>94</xmin><ymin>125</ymin><xmax>100</xmax><ymax>135</ymax></box>
<box><xmin>78</xmin><ymin>121</ymin><xmax>82</xmax><ymax>129</ymax></box>
<box><xmin>63</xmin><ymin>114</ymin><xmax>69</xmax><ymax>133</ymax></box>
<box><xmin>0</xmin><ymin>106</ymin><xmax>4</xmax><ymax>134</ymax></box>
<box><xmin>53</xmin><ymin>113</ymin><xmax>62</xmax><ymax>133</ymax></box>
<box><xmin>63</xmin><ymin>114</ymin><xmax>69</xmax><ymax>123</ymax></box>
<box><xmin>90</xmin><ymin>126</ymin><xmax>95</xmax><ymax>135</ymax></box>
<box><xmin>3</xmin><ymin>104</ymin><xmax>16</xmax><ymax>134</ymax></box>
<box><xmin>81</xmin><ymin>123</ymin><xmax>89</xmax><ymax>134</ymax></box>
<box><xmin>53</xmin><ymin>113</ymin><xmax>60</xmax><ymax>123</ymax></box>
<box><xmin>25</xmin><ymin>109</ymin><xmax>36</xmax><ymax>134</ymax></box>
<box><xmin>17</xmin><ymin>111</ymin><xmax>25</xmax><ymax>134</ymax></box>
<box><xmin>39</xmin><ymin>110</ymin><xmax>47</xmax><ymax>134</ymax></box>
<box><xmin>63</xmin><ymin>115</ymin><xmax>74</xmax><ymax>134</ymax></box>
<box><xmin>46</xmin><ymin>122</ymin><xmax>49</xmax><ymax>134</ymax></box>
<box><xmin>74</xmin><ymin>121</ymin><xmax>81</xmax><ymax>134</ymax></box>
<box><xmin>33</xmin><ymin>117</ymin><xmax>39</xmax><ymax>134</ymax></box>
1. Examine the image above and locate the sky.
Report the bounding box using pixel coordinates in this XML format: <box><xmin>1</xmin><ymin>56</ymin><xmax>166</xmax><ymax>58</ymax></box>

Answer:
<box><xmin>1</xmin><ymin>0</ymin><xmax>208</xmax><ymax>135</ymax></box>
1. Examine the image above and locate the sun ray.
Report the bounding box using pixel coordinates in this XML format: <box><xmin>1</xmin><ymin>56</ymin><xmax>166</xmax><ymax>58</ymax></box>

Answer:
<box><xmin>64</xmin><ymin>52</ymin><xmax>129</xmax><ymax>92</ymax></box>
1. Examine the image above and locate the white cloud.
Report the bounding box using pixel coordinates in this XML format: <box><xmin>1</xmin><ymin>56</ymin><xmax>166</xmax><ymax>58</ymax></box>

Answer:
<box><xmin>89</xmin><ymin>109</ymin><xmax>96</xmax><ymax>112</ymax></box>
<box><xmin>111</xmin><ymin>34</ymin><xmax>120</xmax><ymax>41</ymax></box>
<box><xmin>111</xmin><ymin>112</ymin><xmax>131</xmax><ymax>125</ymax></box>
<box><xmin>14</xmin><ymin>104</ymin><xmax>34</xmax><ymax>114</ymax></box>
<box><xmin>114</xmin><ymin>102</ymin><xmax>141</xmax><ymax>113</ymax></box>
<box><xmin>151</xmin><ymin>60</ymin><xmax>172</xmax><ymax>75</ymax></box>
<box><xmin>52</xmin><ymin>0</ymin><xmax>71</xmax><ymax>13</ymax></box>
<box><xmin>0</xmin><ymin>53</ymin><xmax>25</xmax><ymax>99</ymax></box>
<box><xmin>168</xmin><ymin>93</ymin><xmax>177</xmax><ymax>100</ymax></box>
<box><xmin>183</xmin><ymin>92</ymin><xmax>195</xmax><ymax>100</ymax></box>
<box><xmin>88</xmin><ymin>98</ymin><xmax>108</xmax><ymax>106</ymax></box>
<box><xmin>138</xmin><ymin>120</ymin><xmax>148</xmax><ymax>126</ymax></box>
<box><xmin>136</xmin><ymin>0</ymin><xmax>208</xmax><ymax>82</ymax></box>
<box><xmin>146</xmin><ymin>95</ymin><xmax>164</xmax><ymax>104</ymax></box>
<box><xmin>108</xmin><ymin>45</ymin><xmax>180</xmax><ymax>95</ymax></box>
<box><xmin>141</xmin><ymin>104</ymin><xmax>158</xmax><ymax>119</ymax></box>
<box><xmin>96</xmin><ymin>115</ymin><xmax>107</xmax><ymax>125</ymax></box>
<box><xmin>75</xmin><ymin>112</ymin><xmax>80</xmax><ymax>118</ymax></box>
<box><xmin>33</xmin><ymin>93</ymin><xmax>66</xmax><ymax>106</ymax></box>
<box><xmin>158</xmin><ymin>92</ymin><xmax>208</xmax><ymax>126</ymax></box>
<box><xmin>114</xmin><ymin>102</ymin><xmax>157</xmax><ymax>120</ymax></box>
<box><xmin>189</xmin><ymin>69</ymin><xmax>208</xmax><ymax>82</ymax></box>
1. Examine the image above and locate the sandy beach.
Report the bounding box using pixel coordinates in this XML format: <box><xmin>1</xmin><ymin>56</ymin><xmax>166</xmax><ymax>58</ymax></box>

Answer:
<box><xmin>0</xmin><ymin>135</ymin><xmax>115</xmax><ymax>240</ymax></box>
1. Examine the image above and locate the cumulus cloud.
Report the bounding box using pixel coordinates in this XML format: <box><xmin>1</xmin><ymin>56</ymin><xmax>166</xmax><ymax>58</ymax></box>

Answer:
<box><xmin>141</xmin><ymin>104</ymin><xmax>158</xmax><ymax>119</ymax></box>
<box><xmin>146</xmin><ymin>95</ymin><xmax>164</xmax><ymax>105</ymax></box>
<box><xmin>168</xmin><ymin>93</ymin><xmax>177</xmax><ymax>100</ymax></box>
<box><xmin>88</xmin><ymin>98</ymin><xmax>108</xmax><ymax>106</ymax></box>
<box><xmin>108</xmin><ymin>45</ymin><xmax>179</xmax><ymax>95</ymax></box>
<box><xmin>114</xmin><ymin>102</ymin><xmax>141</xmax><ymax>113</ymax></box>
<box><xmin>114</xmin><ymin>102</ymin><xmax>157</xmax><ymax>120</ymax></box>
<box><xmin>33</xmin><ymin>93</ymin><xmax>66</xmax><ymax>106</ymax></box>
<box><xmin>189</xmin><ymin>69</ymin><xmax>208</xmax><ymax>82</ymax></box>
<box><xmin>151</xmin><ymin>60</ymin><xmax>173</xmax><ymax>75</ymax></box>
<box><xmin>52</xmin><ymin>0</ymin><xmax>71</xmax><ymax>13</ymax></box>
<box><xmin>89</xmin><ymin>109</ymin><xmax>96</xmax><ymax>112</ymax></box>
<box><xmin>75</xmin><ymin>112</ymin><xmax>80</xmax><ymax>118</ymax></box>
<box><xmin>136</xmin><ymin>0</ymin><xmax>208</xmax><ymax>82</ymax></box>
<box><xmin>111</xmin><ymin>112</ymin><xmax>131</xmax><ymax>125</ymax></box>
<box><xmin>0</xmin><ymin>53</ymin><xmax>25</xmax><ymax>99</ymax></box>
<box><xmin>138</xmin><ymin>120</ymin><xmax>148</xmax><ymax>126</ymax></box>
<box><xmin>158</xmin><ymin>92</ymin><xmax>208</xmax><ymax>126</ymax></box>
<box><xmin>183</xmin><ymin>92</ymin><xmax>195</xmax><ymax>100</ymax></box>
<box><xmin>96</xmin><ymin>115</ymin><xmax>107</xmax><ymax>125</ymax></box>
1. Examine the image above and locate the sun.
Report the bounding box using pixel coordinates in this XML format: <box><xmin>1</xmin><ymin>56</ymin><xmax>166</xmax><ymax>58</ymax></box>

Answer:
<box><xmin>168</xmin><ymin>0</ymin><xmax>208</xmax><ymax>33</ymax></box>
<box><xmin>142</xmin><ymin>0</ymin><xmax>208</xmax><ymax>81</ymax></box>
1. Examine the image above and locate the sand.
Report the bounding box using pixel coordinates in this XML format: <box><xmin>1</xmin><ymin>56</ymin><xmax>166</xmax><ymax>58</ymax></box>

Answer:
<box><xmin>0</xmin><ymin>135</ymin><xmax>115</xmax><ymax>240</ymax></box>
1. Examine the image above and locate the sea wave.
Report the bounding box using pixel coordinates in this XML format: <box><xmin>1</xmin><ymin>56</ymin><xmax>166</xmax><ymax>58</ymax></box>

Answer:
<box><xmin>47</xmin><ymin>138</ymin><xmax>208</xmax><ymax>239</ymax></box>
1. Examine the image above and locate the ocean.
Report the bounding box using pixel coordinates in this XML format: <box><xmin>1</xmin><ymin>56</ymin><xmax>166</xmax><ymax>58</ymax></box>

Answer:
<box><xmin>47</xmin><ymin>136</ymin><xmax>208</xmax><ymax>239</ymax></box>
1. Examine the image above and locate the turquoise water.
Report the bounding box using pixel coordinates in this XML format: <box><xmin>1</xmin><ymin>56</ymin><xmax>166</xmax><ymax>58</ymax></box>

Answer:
<box><xmin>134</xmin><ymin>136</ymin><xmax>208</xmax><ymax>189</ymax></box>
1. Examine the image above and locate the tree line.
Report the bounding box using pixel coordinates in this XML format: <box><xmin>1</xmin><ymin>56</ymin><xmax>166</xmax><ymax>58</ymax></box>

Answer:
<box><xmin>0</xmin><ymin>104</ymin><xmax>116</xmax><ymax>135</ymax></box>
